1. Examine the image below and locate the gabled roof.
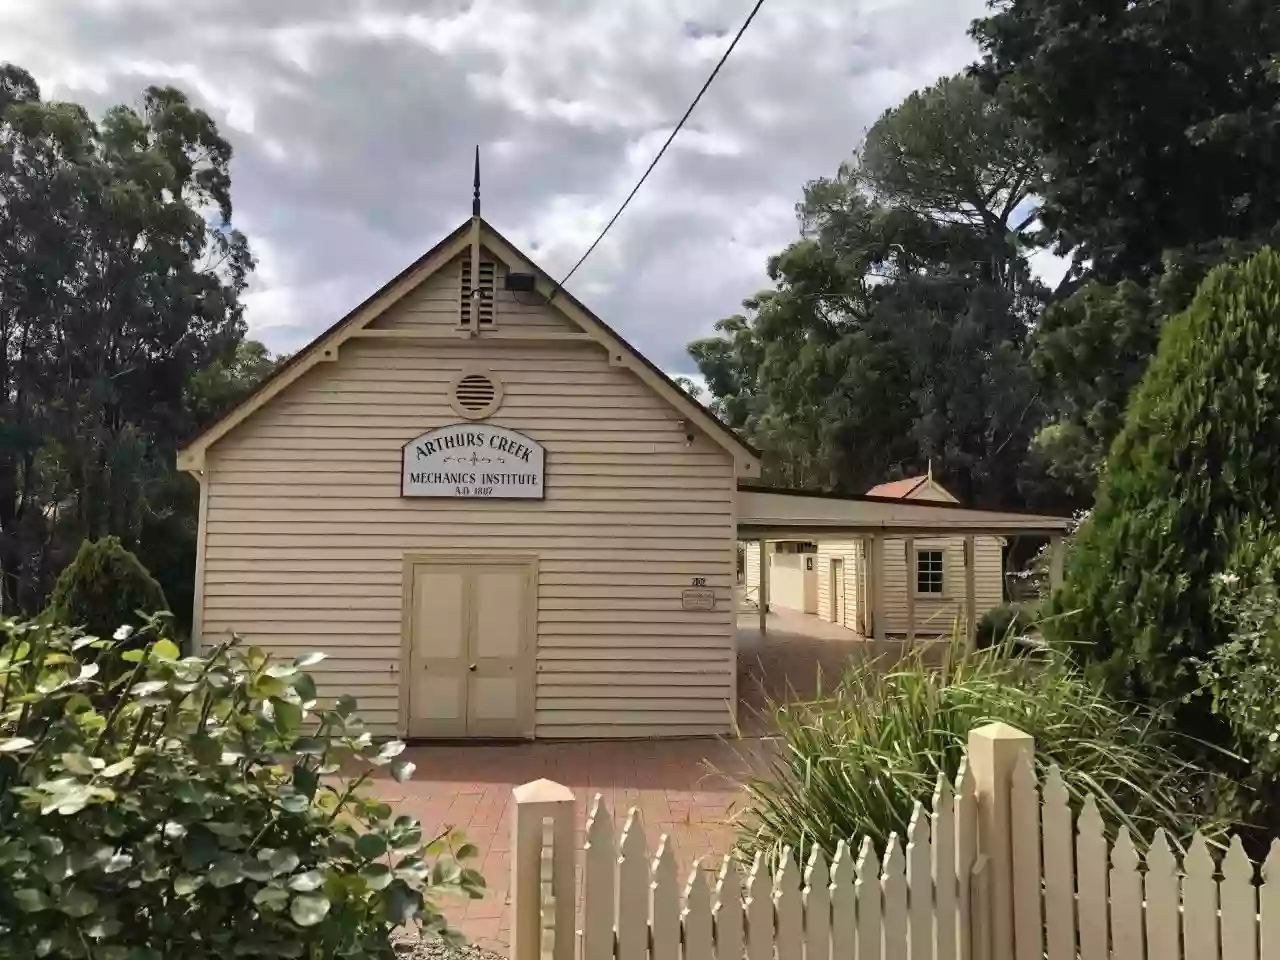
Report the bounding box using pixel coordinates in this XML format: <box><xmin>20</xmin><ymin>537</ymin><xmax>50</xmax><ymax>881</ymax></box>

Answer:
<box><xmin>736</xmin><ymin>483</ymin><xmax>1071</xmax><ymax>536</ymax></box>
<box><xmin>865</xmin><ymin>473</ymin><xmax>959</xmax><ymax>503</ymax></box>
<box><xmin>177</xmin><ymin>216</ymin><xmax>760</xmax><ymax>473</ymax></box>
<box><xmin>865</xmin><ymin>476</ymin><xmax>929</xmax><ymax>499</ymax></box>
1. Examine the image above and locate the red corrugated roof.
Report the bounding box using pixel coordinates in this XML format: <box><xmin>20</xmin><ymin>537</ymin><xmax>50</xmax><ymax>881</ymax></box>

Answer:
<box><xmin>865</xmin><ymin>475</ymin><xmax>929</xmax><ymax>499</ymax></box>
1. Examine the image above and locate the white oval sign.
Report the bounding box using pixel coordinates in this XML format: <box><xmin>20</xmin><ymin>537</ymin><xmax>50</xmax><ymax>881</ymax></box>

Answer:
<box><xmin>402</xmin><ymin>423</ymin><xmax>545</xmax><ymax>499</ymax></box>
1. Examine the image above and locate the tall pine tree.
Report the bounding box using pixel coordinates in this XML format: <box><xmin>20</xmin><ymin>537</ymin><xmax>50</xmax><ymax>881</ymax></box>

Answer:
<box><xmin>1051</xmin><ymin>248</ymin><xmax>1280</xmax><ymax>736</ymax></box>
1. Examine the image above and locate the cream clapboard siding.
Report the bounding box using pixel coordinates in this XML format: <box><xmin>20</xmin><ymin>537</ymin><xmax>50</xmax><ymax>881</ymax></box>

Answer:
<box><xmin>742</xmin><ymin>541</ymin><xmax>770</xmax><ymax>595</ymax></box>
<box><xmin>200</xmin><ymin>261</ymin><xmax>736</xmax><ymax>738</ymax></box>
<box><xmin>877</xmin><ymin>536</ymin><xmax>1003</xmax><ymax>636</ymax></box>
<box><xmin>815</xmin><ymin>540</ymin><xmax>860</xmax><ymax>630</ymax></box>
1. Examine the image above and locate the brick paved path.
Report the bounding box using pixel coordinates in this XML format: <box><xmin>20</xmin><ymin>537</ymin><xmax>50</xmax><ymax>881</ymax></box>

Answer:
<box><xmin>371</xmin><ymin>610</ymin><xmax>887</xmax><ymax>954</ymax></box>
<box><xmin>370</xmin><ymin>737</ymin><xmax>763</xmax><ymax>953</ymax></box>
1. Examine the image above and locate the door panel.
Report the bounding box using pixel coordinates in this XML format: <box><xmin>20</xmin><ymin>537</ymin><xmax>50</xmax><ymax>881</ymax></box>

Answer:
<box><xmin>406</xmin><ymin>559</ymin><xmax>531</xmax><ymax>739</ymax></box>
<box><xmin>415</xmin><ymin>570</ymin><xmax>466</xmax><ymax>659</ymax></box>
<box><xmin>416</xmin><ymin>677</ymin><xmax>464</xmax><ymax>720</ymax></box>
<box><xmin>473</xmin><ymin>569</ymin><xmax>525</xmax><ymax>659</ymax></box>
<box><xmin>408</xmin><ymin>568</ymin><xmax>468</xmax><ymax>737</ymax></box>
<box><xmin>467</xmin><ymin>565</ymin><xmax>528</xmax><ymax>736</ymax></box>
<box><xmin>470</xmin><ymin>677</ymin><xmax>520</xmax><ymax>722</ymax></box>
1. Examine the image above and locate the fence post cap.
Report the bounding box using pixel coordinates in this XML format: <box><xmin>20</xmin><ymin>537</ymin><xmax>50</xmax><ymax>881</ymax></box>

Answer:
<box><xmin>513</xmin><ymin>778</ymin><xmax>575</xmax><ymax>803</ymax></box>
<box><xmin>969</xmin><ymin>721</ymin><xmax>1033</xmax><ymax>743</ymax></box>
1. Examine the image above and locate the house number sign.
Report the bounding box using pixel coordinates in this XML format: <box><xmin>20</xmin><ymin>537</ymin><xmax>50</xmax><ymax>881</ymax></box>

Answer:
<box><xmin>402</xmin><ymin>424</ymin><xmax>545</xmax><ymax>499</ymax></box>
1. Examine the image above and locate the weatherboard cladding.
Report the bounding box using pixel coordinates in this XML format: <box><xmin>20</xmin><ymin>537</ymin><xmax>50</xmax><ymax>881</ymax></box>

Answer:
<box><xmin>197</xmin><ymin>249</ymin><xmax>737</xmax><ymax>738</ymax></box>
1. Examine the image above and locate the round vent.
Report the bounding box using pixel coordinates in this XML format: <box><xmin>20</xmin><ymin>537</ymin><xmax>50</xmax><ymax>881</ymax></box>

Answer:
<box><xmin>449</xmin><ymin>369</ymin><xmax>503</xmax><ymax>420</ymax></box>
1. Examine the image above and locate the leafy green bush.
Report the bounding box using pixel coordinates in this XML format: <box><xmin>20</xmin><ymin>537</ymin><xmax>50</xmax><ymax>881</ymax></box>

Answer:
<box><xmin>975</xmin><ymin>601</ymin><xmax>1038</xmax><ymax>648</ymax></box>
<box><xmin>0</xmin><ymin>615</ymin><xmax>482</xmax><ymax>959</ymax></box>
<box><xmin>1048</xmin><ymin>248</ymin><xmax>1280</xmax><ymax>737</ymax></box>
<box><xmin>1196</xmin><ymin>534</ymin><xmax>1280</xmax><ymax>833</ymax></box>
<box><xmin>1199</xmin><ymin>583</ymin><xmax>1280</xmax><ymax>822</ymax></box>
<box><xmin>47</xmin><ymin>537</ymin><xmax>168</xmax><ymax>644</ymax></box>
<box><xmin>733</xmin><ymin>639</ymin><xmax>1227</xmax><ymax>865</ymax></box>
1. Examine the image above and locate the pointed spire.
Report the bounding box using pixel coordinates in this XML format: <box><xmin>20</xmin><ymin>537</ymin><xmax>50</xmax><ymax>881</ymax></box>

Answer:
<box><xmin>472</xmin><ymin>145</ymin><xmax>481</xmax><ymax>217</ymax></box>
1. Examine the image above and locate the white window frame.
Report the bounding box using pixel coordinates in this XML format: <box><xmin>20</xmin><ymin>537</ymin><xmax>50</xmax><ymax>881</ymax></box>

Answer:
<box><xmin>913</xmin><ymin>546</ymin><xmax>949</xmax><ymax>599</ymax></box>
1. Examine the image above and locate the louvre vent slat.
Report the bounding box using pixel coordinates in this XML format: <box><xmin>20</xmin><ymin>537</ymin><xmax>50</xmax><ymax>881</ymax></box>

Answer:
<box><xmin>459</xmin><ymin>258</ymin><xmax>497</xmax><ymax>326</ymax></box>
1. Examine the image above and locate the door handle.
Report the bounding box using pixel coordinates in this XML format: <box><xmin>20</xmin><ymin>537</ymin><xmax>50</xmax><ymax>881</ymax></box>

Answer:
<box><xmin>469</xmin><ymin>664</ymin><xmax>477</xmax><ymax>672</ymax></box>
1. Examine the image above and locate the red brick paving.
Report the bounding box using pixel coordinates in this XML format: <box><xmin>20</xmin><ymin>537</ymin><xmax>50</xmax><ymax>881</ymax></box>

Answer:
<box><xmin>369</xmin><ymin>738</ymin><xmax>762</xmax><ymax>954</ymax></box>
<box><xmin>368</xmin><ymin>610</ymin><xmax>888</xmax><ymax>955</ymax></box>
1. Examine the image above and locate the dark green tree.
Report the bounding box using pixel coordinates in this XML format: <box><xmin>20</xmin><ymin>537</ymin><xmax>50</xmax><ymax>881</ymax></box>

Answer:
<box><xmin>1049</xmin><ymin>248</ymin><xmax>1280</xmax><ymax>738</ymax></box>
<box><xmin>47</xmin><ymin>536</ymin><xmax>168</xmax><ymax>641</ymax></box>
<box><xmin>972</xmin><ymin>0</ymin><xmax>1280</xmax><ymax>283</ymax></box>
<box><xmin>689</xmin><ymin>74</ymin><xmax>1043</xmax><ymax>504</ymax></box>
<box><xmin>1028</xmin><ymin>232</ymin><xmax>1280</xmax><ymax>507</ymax></box>
<box><xmin>0</xmin><ymin>64</ymin><xmax>254</xmax><ymax>613</ymax></box>
<box><xmin>141</xmin><ymin>340</ymin><xmax>278</xmax><ymax>634</ymax></box>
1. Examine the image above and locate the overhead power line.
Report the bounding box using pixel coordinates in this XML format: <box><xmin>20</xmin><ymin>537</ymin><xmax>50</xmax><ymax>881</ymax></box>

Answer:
<box><xmin>545</xmin><ymin>0</ymin><xmax>767</xmax><ymax>305</ymax></box>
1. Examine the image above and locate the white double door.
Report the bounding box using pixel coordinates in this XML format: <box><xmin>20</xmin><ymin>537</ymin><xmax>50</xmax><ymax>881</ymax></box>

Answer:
<box><xmin>406</xmin><ymin>558</ymin><xmax>533</xmax><ymax>738</ymax></box>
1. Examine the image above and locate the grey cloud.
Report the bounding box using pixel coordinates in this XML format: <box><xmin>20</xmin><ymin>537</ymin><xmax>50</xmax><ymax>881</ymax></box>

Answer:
<box><xmin>0</xmin><ymin>0</ymin><xmax>989</xmax><ymax>373</ymax></box>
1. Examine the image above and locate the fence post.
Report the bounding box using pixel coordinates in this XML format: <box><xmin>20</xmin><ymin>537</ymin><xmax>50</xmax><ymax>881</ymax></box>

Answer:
<box><xmin>967</xmin><ymin>722</ymin><xmax>1034</xmax><ymax>960</ymax></box>
<box><xmin>513</xmin><ymin>779</ymin><xmax>576</xmax><ymax>960</ymax></box>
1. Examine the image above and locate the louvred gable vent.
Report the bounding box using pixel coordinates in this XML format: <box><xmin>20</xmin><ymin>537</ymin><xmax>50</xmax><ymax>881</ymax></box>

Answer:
<box><xmin>454</xmin><ymin>373</ymin><xmax>496</xmax><ymax>412</ymax></box>
<box><xmin>460</xmin><ymin>258</ymin><xmax>497</xmax><ymax>326</ymax></box>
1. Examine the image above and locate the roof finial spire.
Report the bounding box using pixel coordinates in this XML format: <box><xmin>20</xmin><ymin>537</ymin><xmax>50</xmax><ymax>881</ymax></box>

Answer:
<box><xmin>927</xmin><ymin>458</ymin><xmax>933</xmax><ymax>482</ymax></box>
<box><xmin>472</xmin><ymin>145</ymin><xmax>481</xmax><ymax>217</ymax></box>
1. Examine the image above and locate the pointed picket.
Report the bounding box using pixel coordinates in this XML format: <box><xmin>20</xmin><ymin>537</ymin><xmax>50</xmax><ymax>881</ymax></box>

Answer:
<box><xmin>1039</xmin><ymin>766</ymin><xmax>1075</xmax><ymax>960</ymax></box>
<box><xmin>830</xmin><ymin>840</ymin><xmax>856</xmax><ymax>960</ymax></box>
<box><xmin>1075</xmin><ymin>795</ymin><xmax>1108</xmax><ymax>960</ymax></box>
<box><xmin>883</xmin><ymin>835</ymin><xmax>908</xmax><ymax>960</ymax></box>
<box><xmin>1184</xmin><ymin>832</ymin><xmax>1220</xmax><ymax>960</ymax></box>
<box><xmin>1144</xmin><ymin>829</ymin><xmax>1179</xmax><ymax>960</ymax></box>
<box><xmin>1109</xmin><ymin>827</ymin><xmax>1144</xmax><ymax>960</ymax></box>
<box><xmin>907</xmin><ymin>805</ymin><xmax>934</xmax><ymax>960</ymax></box>
<box><xmin>954</xmin><ymin>761</ymin><xmax>977</xmax><ymax>960</ymax></box>
<box><xmin>969</xmin><ymin>855</ymin><xmax>993</xmax><ymax>960</ymax></box>
<box><xmin>805</xmin><ymin>846</ymin><xmax>832</xmax><ymax>960</ymax></box>
<box><xmin>774</xmin><ymin>848</ymin><xmax>803</xmax><ymax>960</ymax></box>
<box><xmin>582</xmin><ymin>795</ymin><xmax>616</xmax><ymax>960</ymax></box>
<box><xmin>745</xmin><ymin>852</ymin><xmax>774</xmax><ymax>960</ymax></box>
<box><xmin>857</xmin><ymin>837</ymin><xmax>883</xmax><ymax>960</ymax></box>
<box><xmin>616</xmin><ymin>809</ymin><xmax>648</xmax><ymax>960</ymax></box>
<box><xmin>932</xmin><ymin>774</ymin><xmax>957</xmax><ymax>960</ymax></box>
<box><xmin>683</xmin><ymin>862</ymin><xmax>714</xmax><ymax>960</ymax></box>
<box><xmin>714</xmin><ymin>856</ymin><xmax>745</xmax><ymax>960</ymax></box>
<box><xmin>652</xmin><ymin>836</ymin><xmax>680</xmax><ymax>960</ymax></box>
<box><xmin>1261</xmin><ymin>842</ymin><xmax>1280</xmax><ymax>960</ymax></box>
<box><xmin>1222</xmin><ymin>836</ymin><xmax>1258</xmax><ymax>960</ymax></box>
<box><xmin>1010</xmin><ymin>753</ymin><xmax>1042</xmax><ymax>960</ymax></box>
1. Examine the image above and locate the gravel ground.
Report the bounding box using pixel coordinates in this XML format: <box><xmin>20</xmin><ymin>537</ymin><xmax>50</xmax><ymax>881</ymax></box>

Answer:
<box><xmin>393</xmin><ymin>937</ymin><xmax>507</xmax><ymax>960</ymax></box>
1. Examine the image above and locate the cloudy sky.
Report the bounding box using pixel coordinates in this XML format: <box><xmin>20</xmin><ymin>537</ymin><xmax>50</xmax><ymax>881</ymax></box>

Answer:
<box><xmin>0</xmin><ymin>0</ymin><xmax>992</xmax><ymax>377</ymax></box>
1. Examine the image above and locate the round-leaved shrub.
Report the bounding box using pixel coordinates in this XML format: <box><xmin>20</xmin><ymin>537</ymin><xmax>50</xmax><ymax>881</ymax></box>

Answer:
<box><xmin>0</xmin><ymin>616</ymin><xmax>483</xmax><ymax>959</ymax></box>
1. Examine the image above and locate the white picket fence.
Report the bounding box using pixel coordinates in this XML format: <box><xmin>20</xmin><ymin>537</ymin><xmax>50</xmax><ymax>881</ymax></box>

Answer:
<box><xmin>1008</xmin><ymin>746</ymin><xmax>1280</xmax><ymax>960</ymax></box>
<box><xmin>507</xmin><ymin>722</ymin><xmax>1280</xmax><ymax>960</ymax></box>
<box><xmin>575</xmin><ymin>773</ymin><xmax>985</xmax><ymax>960</ymax></box>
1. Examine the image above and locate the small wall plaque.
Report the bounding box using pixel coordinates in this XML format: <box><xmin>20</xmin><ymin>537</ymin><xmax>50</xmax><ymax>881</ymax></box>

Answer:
<box><xmin>681</xmin><ymin>588</ymin><xmax>716</xmax><ymax>611</ymax></box>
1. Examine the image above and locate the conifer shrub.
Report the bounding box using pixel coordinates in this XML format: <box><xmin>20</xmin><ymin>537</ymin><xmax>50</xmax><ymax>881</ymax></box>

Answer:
<box><xmin>47</xmin><ymin>537</ymin><xmax>168</xmax><ymax>644</ymax></box>
<box><xmin>1048</xmin><ymin>248</ymin><xmax>1280</xmax><ymax>737</ymax></box>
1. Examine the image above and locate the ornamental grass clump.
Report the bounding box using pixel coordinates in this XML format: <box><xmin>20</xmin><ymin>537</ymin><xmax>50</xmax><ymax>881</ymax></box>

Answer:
<box><xmin>733</xmin><ymin>637</ymin><xmax>1228</xmax><ymax>865</ymax></box>
<box><xmin>0</xmin><ymin>615</ymin><xmax>483</xmax><ymax>959</ymax></box>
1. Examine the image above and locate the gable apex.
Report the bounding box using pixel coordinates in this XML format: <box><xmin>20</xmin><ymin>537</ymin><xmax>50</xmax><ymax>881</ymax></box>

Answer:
<box><xmin>177</xmin><ymin>216</ymin><xmax>760</xmax><ymax>474</ymax></box>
